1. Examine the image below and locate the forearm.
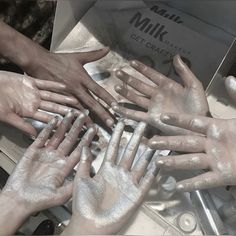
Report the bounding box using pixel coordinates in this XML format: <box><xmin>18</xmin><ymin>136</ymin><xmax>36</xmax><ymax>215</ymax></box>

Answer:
<box><xmin>0</xmin><ymin>21</ymin><xmax>48</xmax><ymax>71</ymax></box>
<box><xmin>0</xmin><ymin>192</ymin><xmax>31</xmax><ymax>235</ymax></box>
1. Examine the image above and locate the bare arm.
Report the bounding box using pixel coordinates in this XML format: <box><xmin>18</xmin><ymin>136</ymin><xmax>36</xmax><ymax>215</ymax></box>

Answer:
<box><xmin>0</xmin><ymin>21</ymin><xmax>45</xmax><ymax>70</ymax></box>
<box><xmin>0</xmin><ymin>192</ymin><xmax>31</xmax><ymax>235</ymax></box>
<box><xmin>0</xmin><ymin>21</ymin><xmax>116</xmax><ymax>127</ymax></box>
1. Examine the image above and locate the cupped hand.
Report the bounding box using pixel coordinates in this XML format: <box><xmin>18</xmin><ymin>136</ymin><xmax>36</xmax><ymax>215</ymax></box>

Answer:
<box><xmin>149</xmin><ymin>113</ymin><xmax>236</xmax><ymax>191</ymax></box>
<box><xmin>0</xmin><ymin>71</ymin><xmax>86</xmax><ymax>137</ymax></box>
<box><xmin>65</xmin><ymin>121</ymin><xmax>158</xmax><ymax>235</ymax></box>
<box><xmin>1</xmin><ymin>110</ymin><xmax>97</xmax><ymax>214</ymax></box>
<box><xmin>25</xmin><ymin>48</ymin><xmax>116</xmax><ymax>127</ymax></box>
<box><xmin>112</xmin><ymin>55</ymin><xmax>209</xmax><ymax>135</ymax></box>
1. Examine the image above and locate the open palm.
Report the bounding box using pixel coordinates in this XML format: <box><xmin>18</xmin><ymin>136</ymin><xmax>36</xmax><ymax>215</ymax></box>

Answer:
<box><xmin>66</xmin><ymin>122</ymin><xmax>158</xmax><ymax>235</ymax></box>
<box><xmin>113</xmin><ymin>55</ymin><xmax>209</xmax><ymax>135</ymax></box>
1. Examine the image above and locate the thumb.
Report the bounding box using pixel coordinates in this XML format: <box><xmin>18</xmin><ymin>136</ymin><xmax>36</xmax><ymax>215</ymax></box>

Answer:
<box><xmin>6</xmin><ymin>113</ymin><xmax>37</xmax><ymax>138</ymax></box>
<box><xmin>78</xmin><ymin>47</ymin><xmax>110</xmax><ymax>64</ymax></box>
<box><xmin>75</xmin><ymin>146</ymin><xmax>93</xmax><ymax>179</ymax></box>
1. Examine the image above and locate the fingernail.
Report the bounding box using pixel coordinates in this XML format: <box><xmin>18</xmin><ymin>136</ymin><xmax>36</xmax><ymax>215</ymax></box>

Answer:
<box><xmin>111</xmin><ymin>102</ymin><xmax>119</xmax><ymax>110</ymax></box>
<box><xmin>150</xmin><ymin>140</ymin><xmax>165</xmax><ymax>146</ymax></box>
<box><xmin>177</xmin><ymin>184</ymin><xmax>185</xmax><ymax>191</ymax></box>
<box><xmin>67</xmin><ymin>109</ymin><xmax>75</xmax><ymax>117</ymax></box>
<box><xmin>156</xmin><ymin>160</ymin><xmax>164</xmax><ymax>166</ymax></box>
<box><xmin>106</xmin><ymin>118</ymin><xmax>114</xmax><ymax>127</ymax></box>
<box><xmin>88</xmin><ymin>124</ymin><xmax>98</xmax><ymax>133</ymax></box>
<box><xmin>84</xmin><ymin>109</ymin><xmax>89</xmax><ymax>115</ymax></box>
<box><xmin>161</xmin><ymin>114</ymin><xmax>171</xmax><ymax>122</ymax></box>
<box><xmin>174</xmin><ymin>55</ymin><xmax>186</xmax><ymax>68</ymax></box>
<box><xmin>116</xmin><ymin>70</ymin><xmax>124</xmax><ymax>77</ymax></box>
<box><xmin>130</xmin><ymin>60</ymin><xmax>139</xmax><ymax>68</ymax></box>
<box><xmin>114</xmin><ymin>84</ymin><xmax>122</xmax><ymax>91</ymax></box>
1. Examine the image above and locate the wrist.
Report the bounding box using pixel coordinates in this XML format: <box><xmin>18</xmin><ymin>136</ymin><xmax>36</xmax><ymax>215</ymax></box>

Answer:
<box><xmin>0</xmin><ymin>191</ymin><xmax>32</xmax><ymax>216</ymax></box>
<box><xmin>62</xmin><ymin>216</ymin><xmax>90</xmax><ymax>235</ymax></box>
<box><xmin>22</xmin><ymin>46</ymin><xmax>50</xmax><ymax>76</ymax></box>
<box><xmin>0</xmin><ymin>192</ymin><xmax>31</xmax><ymax>235</ymax></box>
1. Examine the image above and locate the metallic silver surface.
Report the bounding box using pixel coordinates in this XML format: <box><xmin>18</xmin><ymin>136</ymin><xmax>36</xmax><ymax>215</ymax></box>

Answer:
<box><xmin>190</xmin><ymin>190</ymin><xmax>227</xmax><ymax>235</ymax></box>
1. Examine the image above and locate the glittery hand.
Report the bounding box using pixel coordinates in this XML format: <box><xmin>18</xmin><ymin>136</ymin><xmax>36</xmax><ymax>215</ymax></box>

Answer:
<box><xmin>1</xmin><ymin>110</ymin><xmax>97</xmax><ymax>215</ymax></box>
<box><xmin>113</xmin><ymin>55</ymin><xmax>209</xmax><ymax>135</ymax></box>
<box><xmin>149</xmin><ymin>113</ymin><xmax>236</xmax><ymax>191</ymax></box>
<box><xmin>64</xmin><ymin>121</ymin><xmax>158</xmax><ymax>235</ymax></box>
<box><xmin>0</xmin><ymin>71</ymin><xmax>85</xmax><ymax>137</ymax></box>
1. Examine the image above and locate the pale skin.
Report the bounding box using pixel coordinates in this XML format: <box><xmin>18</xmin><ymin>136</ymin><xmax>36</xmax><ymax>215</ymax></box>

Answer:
<box><xmin>0</xmin><ymin>71</ymin><xmax>86</xmax><ymax>137</ymax></box>
<box><xmin>0</xmin><ymin>110</ymin><xmax>97</xmax><ymax>235</ymax></box>
<box><xmin>0</xmin><ymin>21</ymin><xmax>116</xmax><ymax>127</ymax></box>
<box><xmin>112</xmin><ymin>54</ymin><xmax>209</xmax><ymax>135</ymax></box>
<box><xmin>148</xmin><ymin>113</ymin><xmax>236</xmax><ymax>192</ymax></box>
<box><xmin>63</xmin><ymin>121</ymin><xmax>158</xmax><ymax>235</ymax></box>
<box><xmin>225</xmin><ymin>76</ymin><xmax>236</xmax><ymax>103</ymax></box>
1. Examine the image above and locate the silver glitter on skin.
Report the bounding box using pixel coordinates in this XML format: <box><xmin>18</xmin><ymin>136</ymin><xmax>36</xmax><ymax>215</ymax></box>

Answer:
<box><xmin>112</xmin><ymin>54</ymin><xmax>209</xmax><ymax>135</ymax></box>
<box><xmin>153</xmin><ymin>113</ymin><xmax>236</xmax><ymax>191</ymax></box>
<box><xmin>64</xmin><ymin>121</ymin><xmax>159</xmax><ymax>235</ymax></box>
<box><xmin>1</xmin><ymin>111</ymin><xmax>97</xmax><ymax>235</ymax></box>
<box><xmin>0</xmin><ymin>71</ymin><xmax>83</xmax><ymax>137</ymax></box>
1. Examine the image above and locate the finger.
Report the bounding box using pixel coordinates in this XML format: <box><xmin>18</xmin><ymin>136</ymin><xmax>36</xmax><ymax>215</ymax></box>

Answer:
<box><xmin>148</xmin><ymin>135</ymin><xmax>205</xmax><ymax>153</ymax></box>
<box><xmin>225</xmin><ymin>76</ymin><xmax>236</xmax><ymax>102</ymax></box>
<box><xmin>32</xmin><ymin>117</ymin><xmax>58</xmax><ymax>148</ymax></box>
<box><xmin>115</xmin><ymin>85</ymin><xmax>150</xmax><ymax>109</ymax></box>
<box><xmin>176</xmin><ymin>172</ymin><xmax>222</xmax><ymax>192</ymax></box>
<box><xmin>57</xmin><ymin>113</ymin><xmax>87</xmax><ymax>156</ymax></box>
<box><xmin>6</xmin><ymin>113</ymin><xmax>37</xmax><ymax>137</ymax></box>
<box><xmin>32</xmin><ymin>111</ymin><xmax>55</xmax><ymax>124</ymax></box>
<box><xmin>139</xmin><ymin>158</ymin><xmax>159</xmax><ymax>193</ymax></box>
<box><xmin>132</xmin><ymin>148</ymin><xmax>155</xmax><ymax>184</ymax></box>
<box><xmin>56</xmin><ymin>180</ymin><xmax>73</xmax><ymax>206</ymax></box>
<box><xmin>156</xmin><ymin>153</ymin><xmax>209</xmax><ymax>170</ymax></box>
<box><xmin>173</xmin><ymin>55</ymin><xmax>201</xmax><ymax>88</ymax></box>
<box><xmin>105</xmin><ymin>120</ymin><xmax>125</xmax><ymax>163</ymax></box>
<box><xmin>78</xmin><ymin>47</ymin><xmax>110</xmax><ymax>64</ymax></box>
<box><xmin>39</xmin><ymin>101</ymin><xmax>72</xmax><ymax>115</ymax></box>
<box><xmin>34</xmin><ymin>79</ymin><xmax>66</xmax><ymax>92</ymax></box>
<box><xmin>81</xmin><ymin>70</ymin><xmax>116</xmax><ymax>106</ymax></box>
<box><xmin>68</xmin><ymin>126</ymin><xmax>97</xmax><ymax>171</ymax></box>
<box><xmin>39</xmin><ymin>90</ymin><xmax>79</xmax><ymax>106</ymax></box>
<box><xmin>75</xmin><ymin>147</ymin><xmax>93</xmax><ymax>178</ymax></box>
<box><xmin>115</xmin><ymin>70</ymin><xmax>155</xmax><ymax>96</ymax></box>
<box><xmin>119</xmin><ymin>122</ymin><xmax>147</xmax><ymax>170</ymax></box>
<box><xmin>76</xmin><ymin>88</ymin><xmax>114</xmax><ymax>127</ymax></box>
<box><xmin>130</xmin><ymin>60</ymin><xmax>170</xmax><ymax>86</ymax></box>
<box><xmin>160</xmin><ymin>113</ymin><xmax>213</xmax><ymax>134</ymax></box>
<box><xmin>47</xmin><ymin>110</ymin><xmax>75</xmax><ymax>149</ymax></box>
<box><xmin>112</xmin><ymin>103</ymin><xmax>148</xmax><ymax>122</ymax></box>
<box><xmin>70</xmin><ymin>99</ymin><xmax>87</xmax><ymax>112</ymax></box>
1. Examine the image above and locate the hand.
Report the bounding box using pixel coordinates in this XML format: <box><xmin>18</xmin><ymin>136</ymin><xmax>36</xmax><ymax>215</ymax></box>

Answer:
<box><xmin>225</xmin><ymin>76</ymin><xmax>236</xmax><ymax>103</ymax></box>
<box><xmin>112</xmin><ymin>55</ymin><xmax>209</xmax><ymax>135</ymax></box>
<box><xmin>64</xmin><ymin>122</ymin><xmax>158</xmax><ymax>235</ymax></box>
<box><xmin>1</xmin><ymin>110</ymin><xmax>97</xmax><ymax>215</ymax></box>
<box><xmin>25</xmin><ymin>48</ymin><xmax>116</xmax><ymax>127</ymax></box>
<box><xmin>0</xmin><ymin>71</ymin><xmax>85</xmax><ymax>137</ymax></box>
<box><xmin>149</xmin><ymin>113</ymin><xmax>236</xmax><ymax>191</ymax></box>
